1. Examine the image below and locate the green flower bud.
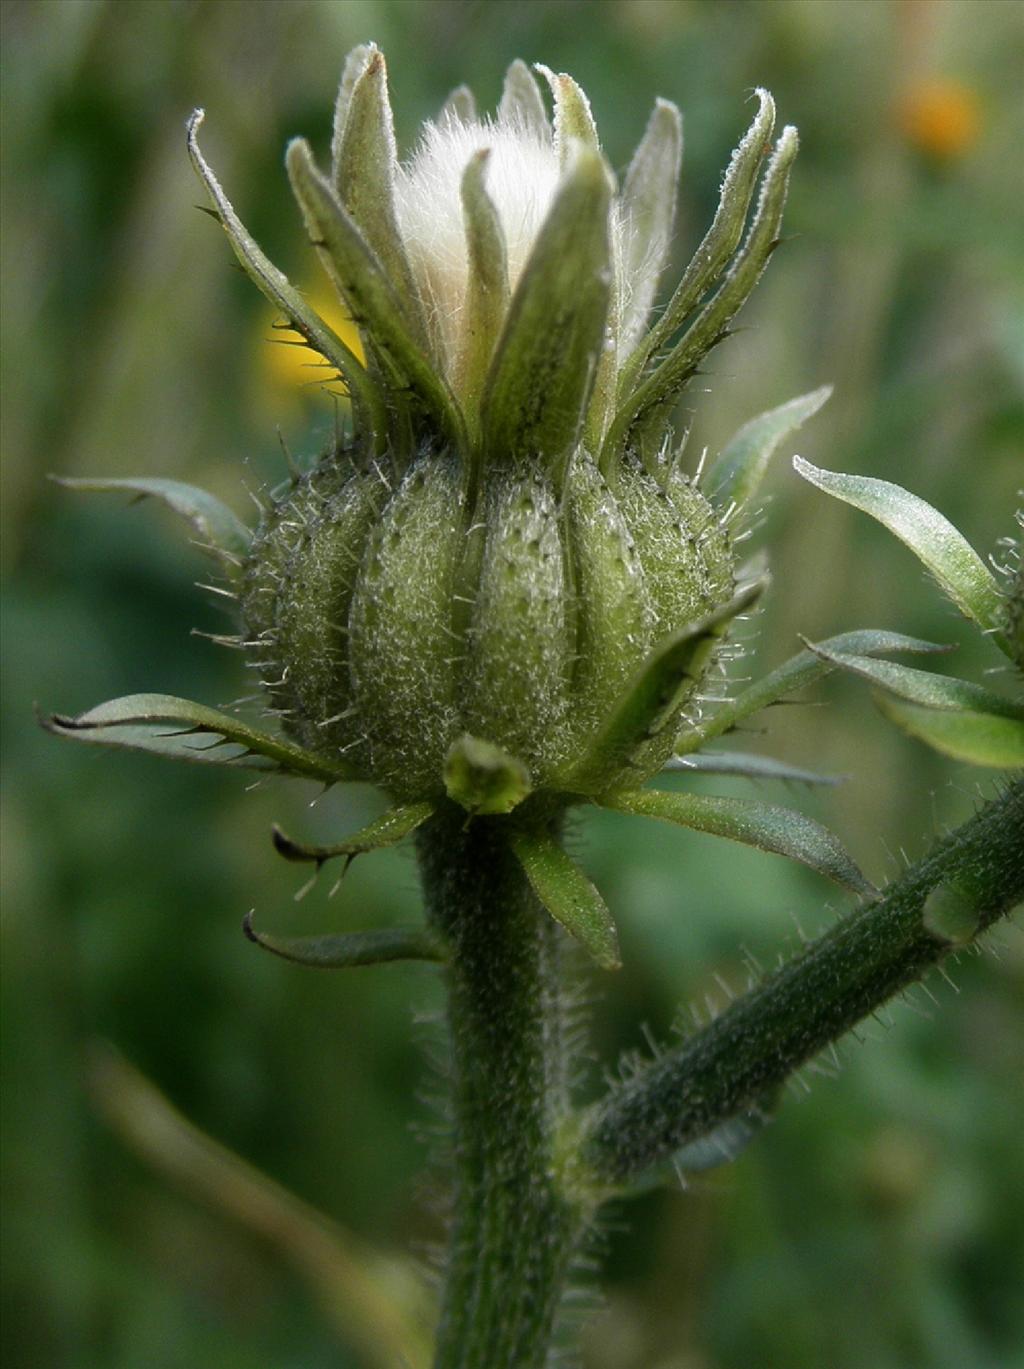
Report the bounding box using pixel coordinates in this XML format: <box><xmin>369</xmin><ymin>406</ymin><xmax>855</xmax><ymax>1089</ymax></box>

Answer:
<box><xmin>51</xmin><ymin>52</ymin><xmax>885</xmax><ymax>958</ymax></box>
<box><xmin>243</xmin><ymin>442</ymin><xmax>734</xmax><ymax>801</ymax></box>
<box><xmin>185</xmin><ymin>49</ymin><xmax>800</xmax><ymax>811</ymax></box>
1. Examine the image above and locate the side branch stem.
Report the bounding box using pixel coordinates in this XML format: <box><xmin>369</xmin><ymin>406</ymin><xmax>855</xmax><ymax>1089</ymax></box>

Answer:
<box><xmin>418</xmin><ymin>805</ymin><xmax>587</xmax><ymax>1368</ymax></box>
<box><xmin>584</xmin><ymin>779</ymin><xmax>1024</xmax><ymax>1185</ymax></box>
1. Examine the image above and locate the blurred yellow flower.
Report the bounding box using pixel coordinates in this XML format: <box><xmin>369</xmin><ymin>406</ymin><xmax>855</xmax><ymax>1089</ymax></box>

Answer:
<box><xmin>898</xmin><ymin>78</ymin><xmax>981</xmax><ymax>160</ymax></box>
<box><xmin>255</xmin><ymin>286</ymin><xmax>364</xmax><ymax>409</ymax></box>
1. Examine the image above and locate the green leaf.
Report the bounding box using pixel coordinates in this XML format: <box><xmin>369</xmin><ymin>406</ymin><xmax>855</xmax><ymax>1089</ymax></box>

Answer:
<box><xmin>707</xmin><ymin>385</ymin><xmax>832</xmax><ymax>511</ymax></box>
<box><xmin>332</xmin><ymin>47</ymin><xmax>425</xmax><ymax>340</ymax></box>
<box><xmin>605</xmin><ymin>123</ymin><xmax>797</xmax><ymax>473</ymax></box>
<box><xmin>619</xmin><ymin>98</ymin><xmax>683</xmax><ymax>351</ymax></box>
<box><xmin>187</xmin><ymin>110</ymin><xmax>385</xmax><ymax>449</ymax></box>
<box><xmin>271</xmin><ymin>802</ymin><xmax>436</xmax><ymax>866</ymax></box>
<box><xmin>568</xmin><ymin>582</ymin><xmax>764</xmax><ymax>794</ymax></box>
<box><xmin>286</xmin><ymin>138</ymin><xmax>465</xmax><ymax>449</ymax></box>
<box><xmin>508</xmin><ymin>829</ymin><xmax>621</xmax><ymax>969</ymax></box>
<box><xmin>498</xmin><ymin>60</ymin><xmax>548</xmax><ymax>136</ymax></box>
<box><xmin>680</xmin><ymin>629</ymin><xmax>950</xmax><ymax>753</ymax></box>
<box><xmin>793</xmin><ymin>458</ymin><xmax>1009</xmax><ymax>655</ymax></box>
<box><xmin>874</xmin><ymin>695</ymin><xmax>1024</xmax><ymax>767</ymax></box>
<box><xmin>330</xmin><ymin>43</ymin><xmax>376</xmax><ymax>171</ymax></box>
<box><xmin>620</xmin><ymin>89</ymin><xmax>775</xmax><ymax>386</ymax></box>
<box><xmin>804</xmin><ymin>644</ymin><xmax>1024</xmax><ymax>720</ymax></box>
<box><xmin>244</xmin><ymin>914</ymin><xmax>446</xmax><ymax>968</ymax></box>
<box><xmin>443</xmin><ymin>735</ymin><xmax>530</xmax><ymax>816</ymax></box>
<box><xmin>41</xmin><ymin>694</ymin><xmax>357</xmax><ymax>783</ymax></box>
<box><xmin>52</xmin><ymin>475</ymin><xmax>250</xmax><ymax>565</ymax></box>
<box><xmin>601</xmin><ymin>789</ymin><xmax>873</xmax><ymax>894</ymax></box>
<box><xmin>535</xmin><ymin>65</ymin><xmax>599</xmax><ymax>162</ymax></box>
<box><xmin>480</xmin><ymin>144</ymin><xmax>612</xmax><ymax>487</ymax></box>
<box><xmin>458</xmin><ymin>151</ymin><xmax>510</xmax><ymax>416</ymax></box>
<box><xmin>663</xmin><ymin>751</ymin><xmax>842</xmax><ymax>786</ymax></box>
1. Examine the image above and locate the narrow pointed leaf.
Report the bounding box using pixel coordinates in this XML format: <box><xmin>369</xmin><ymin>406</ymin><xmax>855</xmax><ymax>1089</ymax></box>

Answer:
<box><xmin>620</xmin><ymin>98</ymin><xmax>683</xmax><ymax>350</ymax></box>
<box><xmin>663</xmin><ymin>751</ymin><xmax>842</xmax><ymax>786</ymax></box>
<box><xmin>458</xmin><ymin>151</ymin><xmax>510</xmax><ymax>411</ymax></box>
<box><xmin>605</xmin><ymin>125</ymin><xmax>797</xmax><ymax>471</ymax></box>
<box><xmin>794</xmin><ymin>458</ymin><xmax>1009</xmax><ymax>654</ymax></box>
<box><xmin>480</xmin><ymin>145</ymin><xmax>612</xmax><ymax>484</ymax></box>
<box><xmin>805</xmin><ymin>644</ymin><xmax>1024</xmax><ymax>720</ymax></box>
<box><xmin>535</xmin><ymin>65</ymin><xmax>599</xmax><ymax>162</ymax></box>
<box><xmin>509</xmin><ymin>828</ymin><xmax>620</xmax><ymax>969</ymax></box>
<box><xmin>272</xmin><ymin>802</ymin><xmax>435</xmax><ymax>866</ymax></box>
<box><xmin>568</xmin><ymin>582</ymin><xmax>764</xmax><ymax>793</ymax></box>
<box><xmin>244</xmin><ymin>914</ymin><xmax>446</xmax><ymax>968</ymax></box>
<box><xmin>601</xmin><ymin>789</ymin><xmax>873</xmax><ymax>894</ymax></box>
<box><xmin>286</xmin><ymin>138</ymin><xmax>464</xmax><ymax>447</ymax></box>
<box><xmin>583</xmin><ymin>280</ymin><xmax>620</xmax><ymax>455</ymax></box>
<box><xmin>707</xmin><ymin>385</ymin><xmax>832</xmax><ymax>510</ymax></box>
<box><xmin>873</xmin><ymin>695</ymin><xmax>1024</xmax><ymax>767</ymax></box>
<box><xmin>498</xmin><ymin>59</ymin><xmax>548</xmax><ymax>135</ymax></box>
<box><xmin>439</xmin><ymin>84</ymin><xmax>477</xmax><ymax>125</ymax></box>
<box><xmin>330</xmin><ymin>43</ymin><xmax>375</xmax><ymax>173</ymax></box>
<box><xmin>42</xmin><ymin>694</ymin><xmax>357</xmax><ymax>782</ymax></box>
<box><xmin>623</xmin><ymin>89</ymin><xmax>775</xmax><ymax>384</ymax></box>
<box><xmin>679</xmin><ymin>629</ymin><xmax>951</xmax><ymax>753</ymax></box>
<box><xmin>333</xmin><ymin>48</ymin><xmax>424</xmax><ymax>336</ymax></box>
<box><xmin>187</xmin><ymin>110</ymin><xmax>384</xmax><ymax>446</ymax></box>
<box><xmin>52</xmin><ymin>475</ymin><xmax>250</xmax><ymax>565</ymax></box>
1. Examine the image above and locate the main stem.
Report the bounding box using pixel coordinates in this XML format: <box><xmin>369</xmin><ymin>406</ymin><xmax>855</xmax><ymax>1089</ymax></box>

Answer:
<box><xmin>417</xmin><ymin>804</ymin><xmax>588</xmax><ymax>1368</ymax></box>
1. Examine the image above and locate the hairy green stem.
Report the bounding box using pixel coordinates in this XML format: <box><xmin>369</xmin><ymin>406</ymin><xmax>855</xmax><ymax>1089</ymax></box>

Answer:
<box><xmin>584</xmin><ymin>779</ymin><xmax>1024</xmax><ymax>1185</ymax></box>
<box><xmin>417</xmin><ymin>805</ymin><xmax>588</xmax><ymax>1368</ymax></box>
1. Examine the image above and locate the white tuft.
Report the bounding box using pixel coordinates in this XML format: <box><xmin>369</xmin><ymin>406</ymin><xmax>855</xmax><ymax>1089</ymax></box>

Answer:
<box><xmin>394</xmin><ymin>106</ymin><xmax>659</xmax><ymax>414</ymax></box>
<box><xmin>394</xmin><ymin>114</ymin><xmax>562</xmax><ymax>375</ymax></box>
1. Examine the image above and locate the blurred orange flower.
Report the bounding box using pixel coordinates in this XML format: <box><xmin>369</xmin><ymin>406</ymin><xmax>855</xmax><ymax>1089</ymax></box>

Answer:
<box><xmin>898</xmin><ymin>77</ymin><xmax>981</xmax><ymax>160</ymax></box>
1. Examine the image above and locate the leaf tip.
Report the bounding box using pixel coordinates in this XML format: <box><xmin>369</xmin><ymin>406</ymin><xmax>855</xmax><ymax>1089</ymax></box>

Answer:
<box><xmin>270</xmin><ymin>823</ymin><xmax>313</xmax><ymax>863</ymax></box>
<box><xmin>792</xmin><ymin>453</ymin><xmax>820</xmax><ymax>480</ymax></box>
<box><xmin>776</xmin><ymin>124</ymin><xmax>799</xmax><ymax>157</ymax></box>
<box><xmin>34</xmin><ymin>703</ymin><xmax>61</xmax><ymax>735</ymax></box>
<box><xmin>37</xmin><ymin>705</ymin><xmax>81</xmax><ymax>736</ymax></box>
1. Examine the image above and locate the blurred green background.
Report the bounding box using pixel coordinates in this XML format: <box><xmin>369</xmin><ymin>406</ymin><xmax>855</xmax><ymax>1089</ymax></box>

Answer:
<box><xmin>2</xmin><ymin>1</ymin><xmax>1022</xmax><ymax>1366</ymax></box>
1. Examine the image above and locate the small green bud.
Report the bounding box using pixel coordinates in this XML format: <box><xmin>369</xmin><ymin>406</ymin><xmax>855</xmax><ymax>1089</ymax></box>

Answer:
<box><xmin>53</xmin><ymin>52</ymin><xmax>894</xmax><ymax>962</ymax></box>
<box><xmin>444</xmin><ymin>735</ymin><xmax>531</xmax><ymax>816</ymax></box>
<box><xmin>922</xmin><ymin>881</ymin><xmax>981</xmax><ymax>946</ymax></box>
<box><xmin>196</xmin><ymin>51</ymin><xmax>803</xmax><ymax>807</ymax></box>
<box><xmin>243</xmin><ymin>446</ymin><xmax>735</xmax><ymax>800</ymax></box>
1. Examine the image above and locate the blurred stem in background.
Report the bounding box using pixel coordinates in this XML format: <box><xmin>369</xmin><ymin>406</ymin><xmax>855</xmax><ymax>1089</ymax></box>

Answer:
<box><xmin>88</xmin><ymin>1044</ymin><xmax>434</xmax><ymax>1369</ymax></box>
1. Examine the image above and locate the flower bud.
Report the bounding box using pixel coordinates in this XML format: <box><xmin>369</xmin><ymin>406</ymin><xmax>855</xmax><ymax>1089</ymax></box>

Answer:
<box><xmin>186</xmin><ymin>50</ymin><xmax>799</xmax><ymax>809</ymax></box>
<box><xmin>50</xmin><ymin>51</ymin><xmax>891</xmax><ymax>964</ymax></box>
<box><xmin>243</xmin><ymin>441</ymin><xmax>735</xmax><ymax>801</ymax></box>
